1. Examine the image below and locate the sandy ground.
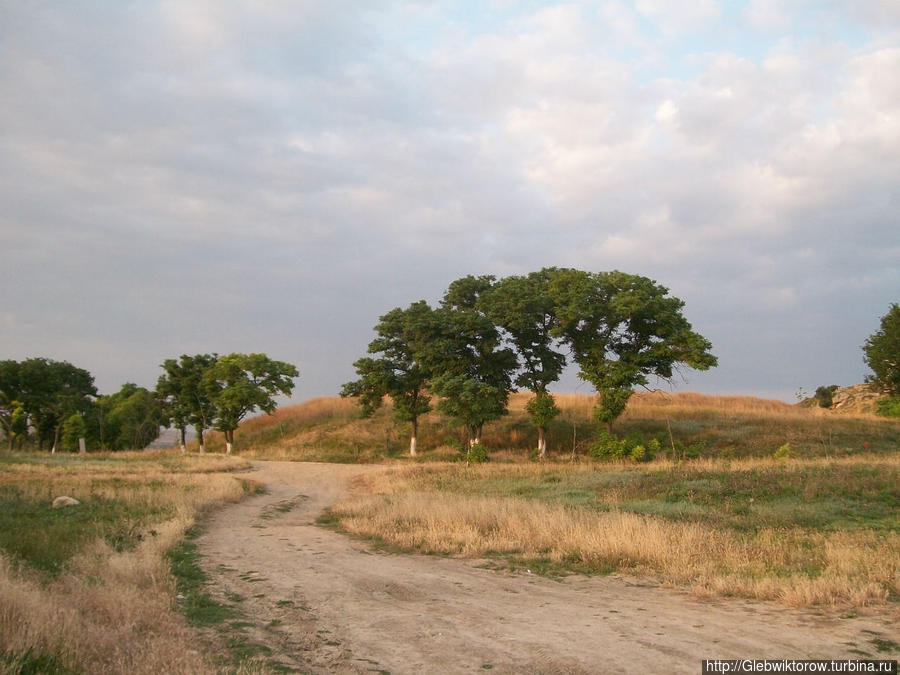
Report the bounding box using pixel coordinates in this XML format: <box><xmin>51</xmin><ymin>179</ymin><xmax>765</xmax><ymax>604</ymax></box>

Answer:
<box><xmin>195</xmin><ymin>461</ymin><xmax>898</xmax><ymax>674</ymax></box>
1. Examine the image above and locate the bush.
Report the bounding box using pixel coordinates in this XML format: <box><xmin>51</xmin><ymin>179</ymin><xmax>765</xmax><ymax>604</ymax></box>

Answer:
<box><xmin>588</xmin><ymin>431</ymin><xmax>627</xmax><ymax>460</ymax></box>
<box><xmin>814</xmin><ymin>385</ymin><xmax>839</xmax><ymax>408</ymax></box>
<box><xmin>774</xmin><ymin>442</ymin><xmax>791</xmax><ymax>460</ymax></box>
<box><xmin>875</xmin><ymin>396</ymin><xmax>900</xmax><ymax>418</ymax></box>
<box><xmin>466</xmin><ymin>443</ymin><xmax>489</xmax><ymax>463</ymax></box>
<box><xmin>589</xmin><ymin>432</ymin><xmax>659</xmax><ymax>462</ymax></box>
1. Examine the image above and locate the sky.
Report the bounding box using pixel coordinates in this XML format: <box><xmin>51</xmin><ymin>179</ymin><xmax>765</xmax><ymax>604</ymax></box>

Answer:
<box><xmin>1</xmin><ymin>0</ymin><xmax>898</xmax><ymax>405</ymax></box>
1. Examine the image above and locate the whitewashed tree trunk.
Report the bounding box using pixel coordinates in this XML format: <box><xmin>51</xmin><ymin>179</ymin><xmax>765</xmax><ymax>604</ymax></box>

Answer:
<box><xmin>538</xmin><ymin>427</ymin><xmax>547</xmax><ymax>460</ymax></box>
<box><xmin>409</xmin><ymin>419</ymin><xmax>418</xmax><ymax>456</ymax></box>
<box><xmin>226</xmin><ymin>441</ymin><xmax>233</xmax><ymax>454</ymax></box>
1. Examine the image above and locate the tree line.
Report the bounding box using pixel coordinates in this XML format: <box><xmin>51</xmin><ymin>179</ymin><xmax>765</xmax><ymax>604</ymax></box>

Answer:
<box><xmin>0</xmin><ymin>353</ymin><xmax>297</xmax><ymax>453</ymax></box>
<box><xmin>341</xmin><ymin>268</ymin><xmax>718</xmax><ymax>459</ymax></box>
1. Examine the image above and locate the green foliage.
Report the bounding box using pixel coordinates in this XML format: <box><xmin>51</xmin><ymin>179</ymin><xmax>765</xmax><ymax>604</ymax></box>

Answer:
<box><xmin>97</xmin><ymin>383</ymin><xmax>165</xmax><ymax>450</ymax></box>
<box><xmin>157</xmin><ymin>354</ymin><xmax>218</xmax><ymax>447</ymax></box>
<box><xmin>466</xmin><ymin>443</ymin><xmax>489</xmax><ymax>463</ymax></box>
<box><xmin>0</xmin><ymin>358</ymin><xmax>97</xmax><ymax>451</ymax></box>
<box><xmin>588</xmin><ymin>431</ymin><xmax>628</xmax><ymax>459</ymax></box>
<box><xmin>875</xmin><ymin>396</ymin><xmax>900</xmax><ymax>418</ymax></box>
<box><xmin>864</xmin><ymin>303</ymin><xmax>900</xmax><ymax>395</ymax></box>
<box><xmin>1</xmin><ymin>647</ymin><xmax>74</xmax><ymax>675</ymax></box>
<box><xmin>426</xmin><ymin>278</ymin><xmax>518</xmax><ymax>444</ymax></box>
<box><xmin>525</xmin><ymin>392</ymin><xmax>561</xmax><ymax>431</ymax></box>
<box><xmin>548</xmin><ymin>269</ymin><xmax>716</xmax><ymax>431</ymax></box>
<box><xmin>210</xmin><ymin>353</ymin><xmax>298</xmax><ymax>443</ymax></box>
<box><xmin>814</xmin><ymin>385</ymin><xmax>839</xmax><ymax>408</ymax></box>
<box><xmin>340</xmin><ymin>301</ymin><xmax>435</xmax><ymax>452</ymax></box>
<box><xmin>774</xmin><ymin>442</ymin><xmax>791</xmax><ymax>460</ymax></box>
<box><xmin>60</xmin><ymin>413</ymin><xmax>86</xmax><ymax>451</ymax></box>
<box><xmin>157</xmin><ymin>352</ymin><xmax>297</xmax><ymax>451</ymax></box>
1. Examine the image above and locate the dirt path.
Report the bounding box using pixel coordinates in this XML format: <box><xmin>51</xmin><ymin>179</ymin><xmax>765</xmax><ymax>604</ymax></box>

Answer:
<box><xmin>195</xmin><ymin>461</ymin><xmax>898</xmax><ymax>674</ymax></box>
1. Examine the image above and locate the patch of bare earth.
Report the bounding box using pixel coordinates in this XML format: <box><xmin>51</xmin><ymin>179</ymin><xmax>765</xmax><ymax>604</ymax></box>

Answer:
<box><xmin>195</xmin><ymin>461</ymin><xmax>898</xmax><ymax>674</ymax></box>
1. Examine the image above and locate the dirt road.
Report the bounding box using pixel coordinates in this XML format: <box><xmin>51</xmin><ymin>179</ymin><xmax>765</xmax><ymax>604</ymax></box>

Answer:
<box><xmin>195</xmin><ymin>461</ymin><xmax>898</xmax><ymax>673</ymax></box>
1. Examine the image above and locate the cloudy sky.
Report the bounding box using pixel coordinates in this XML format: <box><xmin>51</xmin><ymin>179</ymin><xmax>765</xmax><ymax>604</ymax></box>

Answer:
<box><xmin>1</xmin><ymin>1</ymin><xmax>898</xmax><ymax>404</ymax></box>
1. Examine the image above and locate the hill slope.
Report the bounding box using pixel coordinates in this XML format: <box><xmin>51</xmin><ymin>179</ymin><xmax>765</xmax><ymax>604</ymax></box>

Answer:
<box><xmin>199</xmin><ymin>390</ymin><xmax>900</xmax><ymax>462</ymax></box>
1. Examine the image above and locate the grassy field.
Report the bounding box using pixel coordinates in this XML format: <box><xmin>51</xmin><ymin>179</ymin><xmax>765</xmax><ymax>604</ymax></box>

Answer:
<box><xmin>327</xmin><ymin>456</ymin><xmax>900</xmax><ymax>610</ymax></box>
<box><xmin>0</xmin><ymin>450</ymin><xmax>256</xmax><ymax>675</ymax></box>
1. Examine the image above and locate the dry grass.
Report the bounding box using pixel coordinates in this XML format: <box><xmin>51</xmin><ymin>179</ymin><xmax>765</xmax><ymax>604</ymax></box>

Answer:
<box><xmin>0</xmin><ymin>451</ymin><xmax>253</xmax><ymax>674</ymax></box>
<box><xmin>330</xmin><ymin>456</ymin><xmax>900</xmax><ymax>609</ymax></box>
<box><xmin>214</xmin><ymin>391</ymin><xmax>900</xmax><ymax>462</ymax></box>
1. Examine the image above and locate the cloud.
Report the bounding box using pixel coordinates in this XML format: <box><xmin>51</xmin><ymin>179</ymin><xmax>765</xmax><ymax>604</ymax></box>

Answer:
<box><xmin>0</xmin><ymin>1</ymin><xmax>897</xmax><ymax>402</ymax></box>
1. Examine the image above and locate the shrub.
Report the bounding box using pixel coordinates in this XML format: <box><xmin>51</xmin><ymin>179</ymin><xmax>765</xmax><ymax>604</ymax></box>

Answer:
<box><xmin>588</xmin><ymin>431</ymin><xmax>627</xmax><ymax>460</ymax></box>
<box><xmin>466</xmin><ymin>444</ymin><xmax>489</xmax><ymax>463</ymax></box>
<box><xmin>814</xmin><ymin>385</ymin><xmax>839</xmax><ymax>408</ymax></box>
<box><xmin>875</xmin><ymin>396</ymin><xmax>900</xmax><ymax>418</ymax></box>
<box><xmin>774</xmin><ymin>442</ymin><xmax>791</xmax><ymax>460</ymax></box>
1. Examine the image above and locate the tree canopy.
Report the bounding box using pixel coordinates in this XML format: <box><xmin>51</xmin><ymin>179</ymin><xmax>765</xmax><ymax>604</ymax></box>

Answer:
<box><xmin>864</xmin><ymin>303</ymin><xmax>900</xmax><ymax>396</ymax></box>
<box><xmin>209</xmin><ymin>353</ymin><xmax>298</xmax><ymax>453</ymax></box>
<box><xmin>344</xmin><ymin>267</ymin><xmax>717</xmax><ymax>454</ymax></box>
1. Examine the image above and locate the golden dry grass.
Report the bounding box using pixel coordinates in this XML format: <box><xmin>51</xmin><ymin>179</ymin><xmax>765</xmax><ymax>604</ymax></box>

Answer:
<box><xmin>330</xmin><ymin>457</ymin><xmax>900</xmax><ymax>609</ymax></box>
<box><xmin>0</xmin><ymin>451</ymin><xmax>253</xmax><ymax>674</ymax></box>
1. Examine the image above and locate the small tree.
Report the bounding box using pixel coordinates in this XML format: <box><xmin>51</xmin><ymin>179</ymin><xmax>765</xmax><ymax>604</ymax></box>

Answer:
<box><xmin>61</xmin><ymin>413</ymin><xmax>87</xmax><ymax>452</ymax></box>
<box><xmin>814</xmin><ymin>385</ymin><xmax>839</xmax><ymax>409</ymax></box>
<box><xmin>864</xmin><ymin>303</ymin><xmax>900</xmax><ymax>396</ymax></box>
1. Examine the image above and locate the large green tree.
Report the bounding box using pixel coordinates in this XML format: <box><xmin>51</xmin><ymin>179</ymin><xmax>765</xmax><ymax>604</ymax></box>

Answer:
<box><xmin>208</xmin><ymin>353</ymin><xmax>298</xmax><ymax>454</ymax></box>
<box><xmin>480</xmin><ymin>270</ymin><xmax>566</xmax><ymax>459</ymax></box>
<box><xmin>340</xmin><ymin>301</ymin><xmax>436</xmax><ymax>456</ymax></box>
<box><xmin>550</xmin><ymin>269</ymin><xmax>717</xmax><ymax>431</ymax></box>
<box><xmin>864</xmin><ymin>303</ymin><xmax>900</xmax><ymax>395</ymax></box>
<box><xmin>156</xmin><ymin>354</ymin><xmax>218</xmax><ymax>453</ymax></box>
<box><xmin>425</xmin><ymin>276</ymin><xmax>518</xmax><ymax>451</ymax></box>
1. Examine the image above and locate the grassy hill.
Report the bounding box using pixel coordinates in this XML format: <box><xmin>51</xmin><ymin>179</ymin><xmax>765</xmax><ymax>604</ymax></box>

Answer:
<box><xmin>200</xmin><ymin>391</ymin><xmax>900</xmax><ymax>462</ymax></box>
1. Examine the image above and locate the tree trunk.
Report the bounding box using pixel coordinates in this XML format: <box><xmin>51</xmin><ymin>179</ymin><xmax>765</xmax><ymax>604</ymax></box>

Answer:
<box><xmin>225</xmin><ymin>429</ymin><xmax>233</xmax><ymax>454</ymax></box>
<box><xmin>51</xmin><ymin>423</ymin><xmax>62</xmax><ymax>454</ymax></box>
<box><xmin>179</xmin><ymin>426</ymin><xmax>187</xmax><ymax>454</ymax></box>
<box><xmin>197</xmin><ymin>426</ymin><xmax>205</xmax><ymax>454</ymax></box>
<box><xmin>538</xmin><ymin>426</ymin><xmax>547</xmax><ymax>460</ymax></box>
<box><xmin>409</xmin><ymin>418</ymin><xmax>418</xmax><ymax>457</ymax></box>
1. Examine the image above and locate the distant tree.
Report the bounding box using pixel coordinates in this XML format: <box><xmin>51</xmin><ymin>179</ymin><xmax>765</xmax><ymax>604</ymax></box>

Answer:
<box><xmin>98</xmin><ymin>383</ymin><xmax>165</xmax><ymax>450</ymax></box>
<box><xmin>61</xmin><ymin>413</ymin><xmax>87</xmax><ymax>452</ymax></box>
<box><xmin>424</xmin><ymin>276</ymin><xmax>518</xmax><ymax>452</ymax></box>
<box><xmin>814</xmin><ymin>385</ymin><xmax>839</xmax><ymax>409</ymax></box>
<box><xmin>16</xmin><ymin>358</ymin><xmax>97</xmax><ymax>452</ymax></box>
<box><xmin>340</xmin><ymin>301</ymin><xmax>436</xmax><ymax>456</ymax></box>
<box><xmin>864</xmin><ymin>303</ymin><xmax>900</xmax><ymax>396</ymax></box>
<box><xmin>208</xmin><ymin>353</ymin><xmax>298</xmax><ymax>454</ymax></box>
<box><xmin>156</xmin><ymin>354</ymin><xmax>218</xmax><ymax>453</ymax></box>
<box><xmin>550</xmin><ymin>269</ymin><xmax>717</xmax><ymax>432</ymax></box>
<box><xmin>480</xmin><ymin>270</ymin><xmax>566</xmax><ymax>459</ymax></box>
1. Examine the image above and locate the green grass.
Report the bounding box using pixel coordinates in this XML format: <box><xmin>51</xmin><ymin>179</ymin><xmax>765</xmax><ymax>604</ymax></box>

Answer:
<box><xmin>411</xmin><ymin>461</ymin><xmax>900</xmax><ymax>534</ymax></box>
<box><xmin>0</xmin><ymin>648</ymin><xmax>76</xmax><ymax>675</ymax></box>
<box><xmin>0</xmin><ymin>490</ymin><xmax>172</xmax><ymax>575</ymax></box>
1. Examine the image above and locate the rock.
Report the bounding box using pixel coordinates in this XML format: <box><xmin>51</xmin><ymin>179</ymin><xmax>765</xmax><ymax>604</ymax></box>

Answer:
<box><xmin>52</xmin><ymin>496</ymin><xmax>80</xmax><ymax>508</ymax></box>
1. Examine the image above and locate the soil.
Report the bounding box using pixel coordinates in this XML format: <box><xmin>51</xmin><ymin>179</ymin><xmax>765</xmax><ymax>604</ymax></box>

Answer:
<box><xmin>195</xmin><ymin>461</ymin><xmax>899</xmax><ymax>674</ymax></box>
